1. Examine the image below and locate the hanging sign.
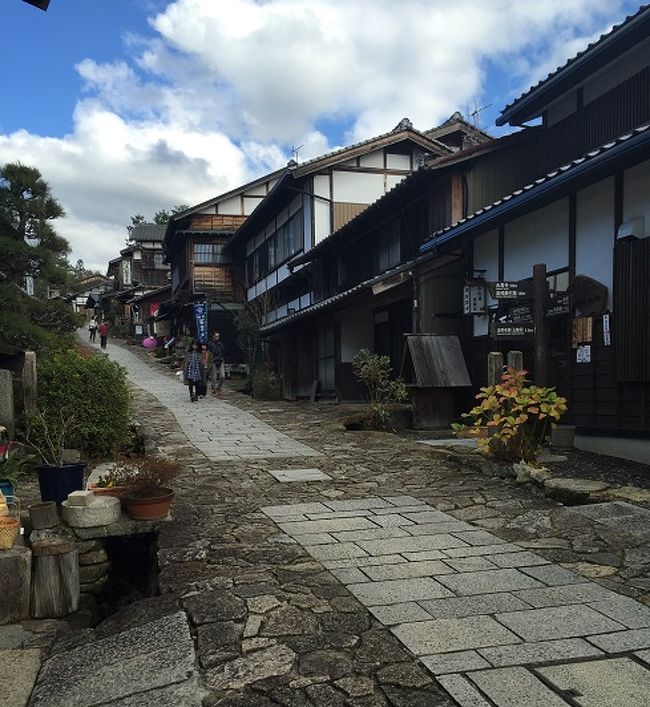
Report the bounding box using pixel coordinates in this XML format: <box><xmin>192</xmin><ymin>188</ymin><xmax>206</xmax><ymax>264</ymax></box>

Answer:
<box><xmin>572</xmin><ymin>317</ymin><xmax>593</xmax><ymax>348</ymax></box>
<box><xmin>192</xmin><ymin>302</ymin><xmax>208</xmax><ymax>343</ymax></box>
<box><xmin>576</xmin><ymin>344</ymin><xmax>592</xmax><ymax>363</ymax></box>
<box><xmin>463</xmin><ymin>282</ymin><xmax>486</xmax><ymax>315</ymax></box>
<box><xmin>489</xmin><ymin>281</ymin><xmax>534</xmax><ymax>300</ymax></box>
<box><xmin>603</xmin><ymin>312</ymin><xmax>611</xmax><ymax>346</ymax></box>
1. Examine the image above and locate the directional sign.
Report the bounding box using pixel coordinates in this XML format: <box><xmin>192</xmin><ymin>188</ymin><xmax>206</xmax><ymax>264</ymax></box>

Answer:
<box><xmin>492</xmin><ymin>323</ymin><xmax>535</xmax><ymax>340</ymax></box>
<box><xmin>489</xmin><ymin>281</ymin><xmax>534</xmax><ymax>300</ymax></box>
<box><xmin>546</xmin><ymin>293</ymin><xmax>572</xmax><ymax>318</ymax></box>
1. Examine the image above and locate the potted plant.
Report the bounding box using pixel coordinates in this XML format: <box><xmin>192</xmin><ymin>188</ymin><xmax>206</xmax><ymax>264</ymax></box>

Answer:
<box><xmin>88</xmin><ymin>462</ymin><xmax>135</xmax><ymax>507</ymax></box>
<box><xmin>119</xmin><ymin>456</ymin><xmax>180</xmax><ymax>520</ymax></box>
<box><xmin>26</xmin><ymin>409</ymin><xmax>86</xmax><ymax>506</ymax></box>
<box><xmin>0</xmin><ymin>435</ymin><xmax>32</xmax><ymax>500</ymax></box>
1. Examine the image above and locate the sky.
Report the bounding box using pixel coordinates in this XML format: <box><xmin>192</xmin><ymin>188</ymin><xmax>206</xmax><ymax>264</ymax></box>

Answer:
<box><xmin>0</xmin><ymin>0</ymin><xmax>644</xmax><ymax>272</ymax></box>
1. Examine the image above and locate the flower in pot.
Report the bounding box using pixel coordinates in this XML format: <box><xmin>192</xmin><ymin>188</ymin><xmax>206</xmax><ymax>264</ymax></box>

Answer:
<box><xmin>88</xmin><ymin>461</ymin><xmax>136</xmax><ymax>507</ymax></box>
<box><xmin>119</xmin><ymin>456</ymin><xmax>180</xmax><ymax>521</ymax></box>
<box><xmin>0</xmin><ymin>438</ymin><xmax>32</xmax><ymax>500</ymax></box>
<box><xmin>26</xmin><ymin>409</ymin><xmax>86</xmax><ymax>506</ymax></box>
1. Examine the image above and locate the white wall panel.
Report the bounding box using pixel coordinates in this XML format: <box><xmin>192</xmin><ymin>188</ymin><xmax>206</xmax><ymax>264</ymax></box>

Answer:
<box><xmin>314</xmin><ymin>200</ymin><xmax>331</xmax><ymax>243</ymax></box>
<box><xmin>360</xmin><ymin>150</ymin><xmax>383</xmax><ymax>168</ymax></box>
<box><xmin>245</xmin><ymin>184</ymin><xmax>267</xmax><ymax>197</ymax></box>
<box><xmin>503</xmin><ymin>199</ymin><xmax>569</xmax><ymax>281</ymax></box>
<box><xmin>198</xmin><ymin>206</ymin><xmax>216</xmax><ymax>214</ymax></box>
<box><xmin>386</xmin><ymin>153</ymin><xmax>411</xmax><ymax>170</ymax></box>
<box><xmin>313</xmin><ymin>174</ymin><xmax>330</xmax><ymax>198</ymax></box>
<box><xmin>332</xmin><ymin>171</ymin><xmax>384</xmax><ymax>203</ymax></box>
<box><xmin>386</xmin><ymin>174</ymin><xmax>406</xmax><ymax>191</ymax></box>
<box><xmin>472</xmin><ymin>228</ymin><xmax>499</xmax><ymax>337</ymax></box>
<box><xmin>243</xmin><ymin>196</ymin><xmax>263</xmax><ymax>215</ymax></box>
<box><xmin>623</xmin><ymin>158</ymin><xmax>650</xmax><ymax>238</ymax></box>
<box><xmin>217</xmin><ymin>195</ymin><xmax>241</xmax><ymax>215</ymax></box>
<box><xmin>576</xmin><ymin>177</ymin><xmax>615</xmax><ymax>307</ymax></box>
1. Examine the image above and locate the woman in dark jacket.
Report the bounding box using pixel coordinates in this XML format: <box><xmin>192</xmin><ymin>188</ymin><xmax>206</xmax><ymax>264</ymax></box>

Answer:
<box><xmin>183</xmin><ymin>340</ymin><xmax>206</xmax><ymax>402</ymax></box>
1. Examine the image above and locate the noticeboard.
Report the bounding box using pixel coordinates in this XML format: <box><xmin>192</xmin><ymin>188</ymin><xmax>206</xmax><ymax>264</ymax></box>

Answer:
<box><xmin>489</xmin><ymin>281</ymin><xmax>533</xmax><ymax>300</ymax></box>
<box><xmin>492</xmin><ymin>323</ymin><xmax>535</xmax><ymax>340</ymax></box>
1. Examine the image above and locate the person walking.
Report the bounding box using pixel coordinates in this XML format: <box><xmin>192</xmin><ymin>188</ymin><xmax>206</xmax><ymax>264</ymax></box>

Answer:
<box><xmin>88</xmin><ymin>316</ymin><xmax>98</xmax><ymax>342</ymax></box>
<box><xmin>183</xmin><ymin>339</ymin><xmax>206</xmax><ymax>402</ymax></box>
<box><xmin>198</xmin><ymin>342</ymin><xmax>212</xmax><ymax>398</ymax></box>
<box><xmin>208</xmin><ymin>331</ymin><xmax>225</xmax><ymax>396</ymax></box>
<box><xmin>98</xmin><ymin>320</ymin><xmax>109</xmax><ymax>349</ymax></box>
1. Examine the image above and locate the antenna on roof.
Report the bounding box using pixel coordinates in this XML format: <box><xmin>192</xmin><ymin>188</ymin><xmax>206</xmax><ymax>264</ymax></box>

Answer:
<box><xmin>468</xmin><ymin>100</ymin><xmax>492</xmax><ymax>128</ymax></box>
<box><xmin>290</xmin><ymin>144</ymin><xmax>304</xmax><ymax>163</ymax></box>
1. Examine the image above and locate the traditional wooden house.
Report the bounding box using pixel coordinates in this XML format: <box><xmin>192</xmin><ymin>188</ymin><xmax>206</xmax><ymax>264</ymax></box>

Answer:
<box><xmin>224</xmin><ymin>117</ymin><xmax>489</xmax><ymax>398</ymax></box>
<box><xmin>162</xmin><ymin>170</ymin><xmax>285</xmax><ymax>357</ymax></box>
<box><xmin>418</xmin><ymin>5</ymin><xmax>650</xmax><ymax>462</ymax></box>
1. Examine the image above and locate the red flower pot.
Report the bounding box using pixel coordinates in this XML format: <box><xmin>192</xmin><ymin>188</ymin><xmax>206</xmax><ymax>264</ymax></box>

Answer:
<box><xmin>122</xmin><ymin>488</ymin><xmax>174</xmax><ymax>521</ymax></box>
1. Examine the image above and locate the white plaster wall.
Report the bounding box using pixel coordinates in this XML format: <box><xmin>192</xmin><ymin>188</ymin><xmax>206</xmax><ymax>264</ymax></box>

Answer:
<box><xmin>314</xmin><ymin>175</ymin><xmax>331</xmax><ymax>244</ymax></box>
<box><xmin>340</xmin><ymin>308</ymin><xmax>374</xmax><ymax>362</ymax></box>
<box><xmin>217</xmin><ymin>195</ymin><xmax>241</xmax><ymax>215</ymax></box>
<box><xmin>332</xmin><ymin>171</ymin><xmax>384</xmax><ymax>203</ymax></box>
<box><xmin>472</xmin><ymin>228</ymin><xmax>499</xmax><ymax>337</ymax></box>
<box><xmin>386</xmin><ymin>153</ymin><xmax>411</xmax><ymax>170</ymax></box>
<box><xmin>503</xmin><ymin>199</ymin><xmax>569</xmax><ymax>280</ymax></box>
<box><xmin>245</xmin><ymin>184</ymin><xmax>267</xmax><ymax>197</ymax></box>
<box><xmin>360</xmin><ymin>150</ymin><xmax>384</xmax><ymax>168</ymax></box>
<box><xmin>623</xmin><ymin>158</ymin><xmax>650</xmax><ymax>238</ymax></box>
<box><xmin>576</xmin><ymin>177</ymin><xmax>615</xmax><ymax>307</ymax></box>
<box><xmin>198</xmin><ymin>206</ymin><xmax>216</xmax><ymax>214</ymax></box>
<box><xmin>243</xmin><ymin>196</ymin><xmax>263</xmax><ymax>215</ymax></box>
<box><xmin>386</xmin><ymin>174</ymin><xmax>406</xmax><ymax>191</ymax></box>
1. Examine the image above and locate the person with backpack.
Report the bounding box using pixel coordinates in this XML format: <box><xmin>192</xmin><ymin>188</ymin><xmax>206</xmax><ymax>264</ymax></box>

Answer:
<box><xmin>183</xmin><ymin>339</ymin><xmax>206</xmax><ymax>402</ymax></box>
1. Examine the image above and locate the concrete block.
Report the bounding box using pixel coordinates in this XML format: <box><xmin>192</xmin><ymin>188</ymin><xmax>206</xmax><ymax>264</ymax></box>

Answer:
<box><xmin>519</xmin><ymin>564</ymin><xmax>585</xmax><ymax>586</ymax></box>
<box><xmin>587</xmin><ymin>627</ymin><xmax>650</xmax><ymax>652</ymax></box>
<box><xmin>478</xmin><ymin>637</ymin><xmax>603</xmax><ymax>667</ymax></box>
<box><xmin>420</xmin><ymin>649</ymin><xmax>490</xmax><ymax>675</ymax></box>
<box><xmin>369</xmin><ymin>602</ymin><xmax>433</xmax><ymax>626</ymax></box>
<box><xmin>587</xmin><ymin>596</ymin><xmax>650</xmax><ymax>629</ymax></box>
<box><xmin>513</xmin><ymin>582</ymin><xmax>618</xmax><ymax>608</ymax></box>
<box><xmin>0</xmin><ymin>648</ymin><xmax>41</xmax><ymax>705</ymax></box>
<box><xmin>362</xmin><ymin>560</ymin><xmax>454</xmax><ymax>581</ymax></box>
<box><xmin>0</xmin><ymin>545</ymin><xmax>31</xmax><ymax>624</ymax></box>
<box><xmin>419</xmin><ymin>592</ymin><xmax>533</xmax><ymax>620</ymax></box>
<box><xmin>468</xmin><ymin>666</ymin><xmax>568</xmax><ymax>706</ymax></box>
<box><xmin>437</xmin><ymin>568</ymin><xmax>544</xmax><ymax>595</ymax></box>
<box><xmin>484</xmin><ymin>552</ymin><xmax>550</xmax><ymax>568</ymax></box>
<box><xmin>348</xmin><ymin>577</ymin><xmax>453</xmax><ymax>606</ymax></box>
<box><xmin>436</xmin><ymin>673</ymin><xmax>491</xmax><ymax>706</ymax></box>
<box><xmin>68</xmin><ymin>490</ymin><xmax>95</xmax><ymax>507</ymax></box>
<box><xmin>356</xmin><ymin>534</ymin><xmax>468</xmax><ymax>556</ymax></box>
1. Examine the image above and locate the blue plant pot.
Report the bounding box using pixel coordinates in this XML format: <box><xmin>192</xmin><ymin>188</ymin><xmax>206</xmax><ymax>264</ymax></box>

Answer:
<box><xmin>36</xmin><ymin>463</ymin><xmax>86</xmax><ymax>506</ymax></box>
<box><xmin>0</xmin><ymin>479</ymin><xmax>14</xmax><ymax>501</ymax></box>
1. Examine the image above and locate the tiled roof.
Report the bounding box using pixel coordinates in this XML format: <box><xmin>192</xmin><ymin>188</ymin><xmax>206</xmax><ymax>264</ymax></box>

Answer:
<box><xmin>497</xmin><ymin>5</ymin><xmax>650</xmax><ymax>126</ymax></box>
<box><xmin>421</xmin><ymin>122</ymin><xmax>650</xmax><ymax>252</ymax></box>
<box><xmin>129</xmin><ymin>223</ymin><xmax>167</xmax><ymax>242</ymax></box>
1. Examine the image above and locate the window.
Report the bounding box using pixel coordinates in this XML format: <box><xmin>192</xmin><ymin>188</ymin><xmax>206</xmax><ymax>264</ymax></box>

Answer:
<box><xmin>193</xmin><ymin>243</ymin><xmax>224</xmax><ymax>264</ymax></box>
<box><xmin>246</xmin><ymin>208</ymin><xmax>303</xmax><ymax>285</ymax></box>
<box><xmin>153</xmin><ymin>253</ymin><xmax>165</xmax><ymax>269</ymax></box>
<box><xmin>374</xmin><ymin>225</ymin><xmax>401</xmax><ymax>273</ymax></box>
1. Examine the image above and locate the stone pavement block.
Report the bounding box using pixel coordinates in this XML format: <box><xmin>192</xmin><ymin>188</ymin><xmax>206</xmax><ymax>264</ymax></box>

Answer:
<box><xmin>468</xmin><ymin>666</ymin><xmax>568</xmax><ymax>706</ymax></box>
<box><xmin>400</xmin><ymin>550</ymin><xmax>448</xmax><ymax>561</ymax></box>
<box><xmin>519</xmin><ymin>564</ymin><xmax>585</xmax><ymax>586</ymax></box>
<box><xmin>278</xmin><ymin>517</ymin><xmax>378</xmax><ymax>535</ymax></box>
<box><xmin>420</xmin><ymin>650</ymin><xmax>490</xmax><ymax>675</ymax></box>
<box><xmin>381</xmin><ymin>495</ymin><xmax>427</xmax><ymax>506</ymax></box>
<box><xmin>478</xmin><ymin>637</ymin><xmax>603</xmax><ymax>667</ymax></box>
<box><xmin>402</xmin><ymin>510</ymin><xmax>457</xmax><ymax>524</ymax></box>
<box><xmin>587</xmin><ymin>596</ymin><xmax>650</xmax><ymax>629</ymax></box>
<box><xmin>357</xmin><ymin>534</ymin><xmax>469</xmax><ymax>556</ymax></box>
<box><xmin>406</xmin><ymin>521</ymin><xmax>476</xmax><ymax>535</ymax></box>
<box><xmin>368</xmin><ymin>602</ymin><xmax>433</xmax><ymax>626</ymax></box>
<box><xmin>437</xmin><ymin>568</ymin><xmax>544</xmax><ymax>595</ymax></box>
<box><xmin>443</xmin><ymin>542</ymin><xmax>522</xmax><ymax>558</ymax></box>
<box><xmin>304</xmin><ymin>542</ymin><xmax>368</xmax><ymax>561</ymax></box>
<box><xmin>330</xmin><ymin>527</ymin><xmax>411</xmax><ymax>542</ymax></box>
<box><xmin>419</xmin><ymin>592</ymin><xmax>533</xmax><ymax>620</ymax></box>
<box><xmin>369</xmin><ymin>513</ymin><xmax>415</xmax><ymax>527</ymax></box>
<box><xmin>290</xmin><ymin>532</ymin><xmax>336</xmax><ymax>545</ymax></box>
<box><xmin>329</xmin><ymin>567</ymin><xmax>370</xmax><ymax>584</ymax></box>
<box><xmin>436</xmin><ymin>673</ymin><xmax>492</xmax><ymax>707</ymax></box>
<box><xmin>636</xmin><ymin>649</ymin><xmax>650</xmax><ymax>665</ymax></box>
<box><xmin>323</xmin><ymin>498</ymin><xmax>394</xmax><ymax>511</ymax></box>
<box><xmin>107</xmin><ymin>677</ymin><xmax>206</xmax><ymax>706</ymax></box>
<box><xmin>372</xmin><ymin>504</ymin><xmax>437</xmax><ymax>515</ymax></box>
<box><xmin>537</xmin><ymin>657</ymin><xmax>650</xmax><ymax>707</ymax></box>
<box><xmin>322</xmin><ymin>554</ymin><xmax>405</xmax><ymax>569</ymax></box>
<box><xmin>268</xmin><ymin>468</ymin><xmax>332</xmax><ymax>482</ymax></box>
<box><xmin>587</xmin><ymin>627</ymin><xmax>650</xmax><ymax>652</ymax></box>
<box><xmin>442</xmin><ymin>557</ymin><xmax>499</xmax><ymax>573</ymax></box>
<box><xmin>496</xmin><ymin>604</ymin><xmax>625</xmax><ymax>642</ymax></box>
<box><xmin>451</xmin><ymin>530</ymin><xmax>506</xmax><ymax>546</ymax></box>
<box><xmin>263</xmin><ymin>502</ymin><xmax>332</xmax><ymax>518</ymax></box>
<box><xmin>362</xmin><ymin>560</ymin><xmax>455</xmax><ymax>582</ymax></box>
<box><xmin>347</xmin><ymin>577</ymin><xmax>453</xmax><ymax>606</ymax></box>
<box><xmin>392</xmin><ymin>616</ymin><xmax>520</xmax><ymax>655</ymax></box>
<box><xmin>513</xmin><ymin>582</ymin><xmax>618</xmax><ymax>608</ymax></box>
<box><xmin>306</xmin><ymin>510</ymin><xmax>372</xmax><ymax>520</ymax></box>
<box><xmin>484</xmin><ymin>551</ymin><xmax>550</xmax><ymax>568</ymax></box>
<box><xmin>0</xmin><ymin>648</ymin><xmax>41</xmax><ymax>707</ymax></box>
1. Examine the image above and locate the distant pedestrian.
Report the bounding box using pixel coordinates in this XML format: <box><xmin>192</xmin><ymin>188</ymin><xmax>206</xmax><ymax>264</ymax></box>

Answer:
<box><xmin>88</xmin><ymin>316</ymin><xmax>98</xmax><ymax>342</ymax></box>
<box><xmin>183</xmin><ymin>340</ymin><xmax>206</xmax><ymax>402</ymax></box>
<box><xmin>198</xmin><ymin>343</ymin><xmax>212</xmax><ymax>398</ymax></box>
<box><xmin>98</xmin><ymin>320</ymin><xmax>109</xmax><ymax>349</ymax></box>
<box><xmin>208</xmin><ymin>331</ymin><xmax>225</xmax><ymax>396</ymax></box>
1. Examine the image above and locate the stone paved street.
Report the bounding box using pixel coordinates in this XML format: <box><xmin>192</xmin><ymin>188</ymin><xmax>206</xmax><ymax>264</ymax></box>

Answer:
<box><xmin>22</xmin><ymin>340</ymin><xmax>650</xmax><ymax>706</ymax></box>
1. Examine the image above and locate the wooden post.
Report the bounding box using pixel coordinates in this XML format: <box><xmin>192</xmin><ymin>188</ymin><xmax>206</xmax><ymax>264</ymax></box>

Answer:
<box><xmin>507</xmin><ymin>350</ymin><xmax>523</xmax><ymax>371</ymax></box>
<box><xmin>533</xmin><ymin>263</ymin><xmax>548</xmax><ymax>386</ymax></box>
<box><xmin>30</xmin><ymin>539</ymin><xmax>79</xmax><ymax>618</ymax></box>
<box><xmin>487</xmin><ymin>352</ymin><xmax>504</xmax><ymax>386</ymax></box>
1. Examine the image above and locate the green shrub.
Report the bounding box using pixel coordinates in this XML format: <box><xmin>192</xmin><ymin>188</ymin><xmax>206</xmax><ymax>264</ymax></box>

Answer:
<box><xmin>351</xmin><ymin>348</ymin><xmax>408</xmax><ymax>430</ymax></box>
<box><xmin>28</xmin><ymin>350</ymin><xmax>132</xmax><ymax>460</ymax></box>
<box><xmin>251</xmin><ymin>363</ymin><xmax>282</xmax><ymax>400</ymax></box>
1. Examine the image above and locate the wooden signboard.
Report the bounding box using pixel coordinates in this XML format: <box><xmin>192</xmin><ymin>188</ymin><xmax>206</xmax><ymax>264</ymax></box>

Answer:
<box><xmin>546</xmin><ymin>293</ymin><xmax>571</xmax><ymax>318</ymax></box>
<box><xmin>492</xmin><ymin>323</ymin><xmax>535</xmax><ymax>340</ymax></box>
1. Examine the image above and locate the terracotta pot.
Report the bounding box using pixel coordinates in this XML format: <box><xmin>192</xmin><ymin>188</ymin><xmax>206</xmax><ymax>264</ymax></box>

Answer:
<box><xmin>123</xmin><ymin>488</ymin><xmax>174</xmax><ymax>521</ymax></box>
<box><xmin>88</xmin><ymin>483</ymin><xmax>128</xmax><ymax>508</ymax></box>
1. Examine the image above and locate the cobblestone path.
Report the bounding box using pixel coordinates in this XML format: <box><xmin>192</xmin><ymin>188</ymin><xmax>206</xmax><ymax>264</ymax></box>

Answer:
<box><xmin>82</xmin><ymin>341</ymin><xmax>650</xmax><ymax>705</ymax></box>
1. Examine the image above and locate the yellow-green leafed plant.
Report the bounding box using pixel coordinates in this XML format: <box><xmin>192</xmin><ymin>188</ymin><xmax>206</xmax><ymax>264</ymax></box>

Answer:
<box><xmin>452</xmin><ymin>367</ymin><xmax>567</xmax><ymax>463</ymax></box>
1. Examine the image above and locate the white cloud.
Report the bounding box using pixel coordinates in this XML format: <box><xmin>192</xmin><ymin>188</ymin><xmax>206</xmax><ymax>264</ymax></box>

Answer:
<box><xmin>0</xmin><ymin>0</ymin><xmax>635</xmax><ymax>270</ymax></box>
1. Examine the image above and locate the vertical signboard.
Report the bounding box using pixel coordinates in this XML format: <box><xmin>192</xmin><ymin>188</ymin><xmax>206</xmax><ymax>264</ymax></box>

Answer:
<box><xmin>193</xmin><ymin>302</ymin><xmax>208</xmax><ymax>343</ymax></box>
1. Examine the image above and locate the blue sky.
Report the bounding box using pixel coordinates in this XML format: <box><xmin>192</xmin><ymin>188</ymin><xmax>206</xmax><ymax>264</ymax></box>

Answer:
<box><xmin>0</xmin><ymin>0</ymin><xmax>644</xmax><ymax>270</ymax></box>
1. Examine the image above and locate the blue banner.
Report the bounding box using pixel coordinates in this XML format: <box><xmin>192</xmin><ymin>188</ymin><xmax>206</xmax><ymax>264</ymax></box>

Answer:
<box><xmin>192</xmin><ymin>302</ymin><xmax>208</xmax><ymax>343</ymax></box>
